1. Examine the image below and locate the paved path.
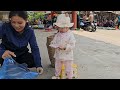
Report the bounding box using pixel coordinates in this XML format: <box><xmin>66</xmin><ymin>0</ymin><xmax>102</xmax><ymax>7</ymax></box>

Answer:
<box><xmin>73</xmin><ymin>29</ymin><xmax>120</xmax><ymax>46</ymax></box>
<box><xmin>72</xmin><ymin>29</ymin><xmax>120</xmax><ymax>79</ymax></box>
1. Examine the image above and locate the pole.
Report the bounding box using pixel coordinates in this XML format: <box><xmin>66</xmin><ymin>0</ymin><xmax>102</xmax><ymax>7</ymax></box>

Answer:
<box><xmin>72</xmin><ymin>11</ymin><xmax>77</xmax><ymax>30</ymax></box>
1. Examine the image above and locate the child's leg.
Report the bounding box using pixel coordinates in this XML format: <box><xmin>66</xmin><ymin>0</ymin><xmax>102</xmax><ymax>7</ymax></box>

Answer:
<box><xmin>55</xmin><ymin>60</ymin><xmax>62</xmax><ymax>77</ymax></box>
<box><xmin>64</xmin><ymin>61</ymin><xmax>73</xmax><ymax>79</ymax></box>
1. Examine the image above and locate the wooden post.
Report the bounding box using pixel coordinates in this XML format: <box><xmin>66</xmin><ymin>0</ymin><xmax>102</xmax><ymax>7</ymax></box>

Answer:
<box><xmin>72</xmin><ymin>11</ymin><xmax>77</xmax><ymax>30</ymax></box>
<box><xmin>51</xmin><ymin>11</ymin><xmax>54</xmax><ymax>18</ymax></box>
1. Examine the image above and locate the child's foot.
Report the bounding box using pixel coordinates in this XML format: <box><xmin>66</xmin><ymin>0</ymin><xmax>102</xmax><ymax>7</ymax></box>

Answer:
<box><xmin>52</xmin><ymin>76</ymin><xmax>60</xmax><ymax>79</ymax></box>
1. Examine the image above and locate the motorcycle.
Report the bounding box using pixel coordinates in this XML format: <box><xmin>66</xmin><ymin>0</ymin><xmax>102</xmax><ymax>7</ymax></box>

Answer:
<box><xmin>79</xmin><ymin>18</ymin><xmax>97</xmax><ymax>32</ymax></box>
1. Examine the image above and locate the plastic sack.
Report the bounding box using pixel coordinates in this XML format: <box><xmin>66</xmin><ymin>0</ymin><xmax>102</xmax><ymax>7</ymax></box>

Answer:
<box><xmin>0</xmin><ymin>58</ymin><xmax>39</xmax><ymax>79</ymax></box>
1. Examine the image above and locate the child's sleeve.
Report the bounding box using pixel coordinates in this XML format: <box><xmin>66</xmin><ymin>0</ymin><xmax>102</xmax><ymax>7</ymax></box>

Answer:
<box><xmin>49</xmin><ymin>35</ymin><xmax>59</xmax><ymax>48</ymax></box>
<box><xmin>65</xmin><ymin>33</ymin><xmax>76</xmax><ymax>52</ymax></box>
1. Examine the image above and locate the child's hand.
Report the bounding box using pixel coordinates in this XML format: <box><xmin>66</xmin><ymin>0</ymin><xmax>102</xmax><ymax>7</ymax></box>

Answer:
<box><xmin>58</xmin><ymin>45</ymin><xmax>66</xmax><ymax>50</ymax></box>
<box><xmin>59</xmin><ymin>45</ymin><xmax>64</xmax><ymax>48</ymax></box>
<box><xmin>58</xmin><ymin>46</ymin><xmax>66</xmax><ymax>50</ymax></box>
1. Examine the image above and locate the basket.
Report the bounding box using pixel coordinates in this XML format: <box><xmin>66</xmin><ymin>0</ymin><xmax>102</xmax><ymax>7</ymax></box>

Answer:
<box><xmin>46</xmin><ymin>35</ymin><xmax>55</xmax><ymax>68</ymax></box>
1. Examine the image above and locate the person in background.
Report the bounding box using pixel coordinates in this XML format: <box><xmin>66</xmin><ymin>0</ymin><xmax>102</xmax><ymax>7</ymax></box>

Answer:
<box><xmin>83</xmin><ymin>14</ymin><xmax>87</xmax><ymax>22</ymax></box>
<box><xmin>115</xmin><ymin>14</ymin><xmax>120</xmax><ymax>29</ymax></box>
<box><xmin>52</xmin><ymin>13</ymin><xmax>57</xmax><ymax>29</ymax></box>
<box><xmin>88</xmin><ymin>11</ymin><xmax>94</xmax><ymax>23</ymax></box>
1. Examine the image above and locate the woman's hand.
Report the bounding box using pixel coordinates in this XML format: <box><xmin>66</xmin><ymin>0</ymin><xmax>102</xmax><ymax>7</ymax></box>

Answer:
<box><xmin>36</xmin><ymin>67</ymin><xmax>43</xmax><ymax>74</ymax></box>
<box><xmin>2</xmin><ymin>50</ymin><xmax>16</xmax><ymax>59</ymax></box>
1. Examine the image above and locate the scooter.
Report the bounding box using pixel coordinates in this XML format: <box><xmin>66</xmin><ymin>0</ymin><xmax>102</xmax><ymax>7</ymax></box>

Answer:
<box><xmin>80</xmin><ymin>18</ymin><xmax>97</xmax><ymax>32</ymax></box>
<box><xmin>85</xmin><ymin>21</ymin><xmax>97</xmax><ymax>32</ymax></box>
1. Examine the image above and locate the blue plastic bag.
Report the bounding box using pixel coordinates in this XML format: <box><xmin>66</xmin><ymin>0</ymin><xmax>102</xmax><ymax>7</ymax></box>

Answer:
<box><xmin>0</xmin><ymin>58</ymin><xmax>39</xmax><ymax>79</ymax></box>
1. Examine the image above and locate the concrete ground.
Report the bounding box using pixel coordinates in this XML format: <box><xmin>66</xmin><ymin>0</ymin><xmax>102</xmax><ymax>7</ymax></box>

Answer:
<box><xmin>1</xmin><ymin>28</ymin><xmax>120</xmax><ymax>79</ymax></box>
<box><xmin>72</xmin><ymin>29</ymin><xmax>120</xmax><ymax>79</ymax></box>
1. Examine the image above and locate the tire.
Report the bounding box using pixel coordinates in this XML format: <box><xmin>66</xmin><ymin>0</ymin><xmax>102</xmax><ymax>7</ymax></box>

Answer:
<box><xmin>92</xmin><ymin>26</ymin><xmax>96</xmax><ymax>32</ymax></box>
<box><xmin>87</xmin><ymin>26</ymin><xmax>93</xmax><ymax>32</ymax></box>
<box><xmin>88</xmin><ymin>25</ymin><xmax>96</xmax><ymax>32</ymax></box>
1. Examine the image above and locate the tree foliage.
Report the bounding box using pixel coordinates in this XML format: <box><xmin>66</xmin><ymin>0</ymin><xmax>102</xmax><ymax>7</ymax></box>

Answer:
<box><xmin>28</xmin><ymin>11</ymin><xmax>45</xmax><ymax>21</ymax></box>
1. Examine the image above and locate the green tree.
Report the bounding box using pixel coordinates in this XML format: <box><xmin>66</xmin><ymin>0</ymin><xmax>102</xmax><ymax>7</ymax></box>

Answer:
<box><xmin>28</xmin><ymin>11</ymin><xmax>45</xmax><ymax>22</ymax></box>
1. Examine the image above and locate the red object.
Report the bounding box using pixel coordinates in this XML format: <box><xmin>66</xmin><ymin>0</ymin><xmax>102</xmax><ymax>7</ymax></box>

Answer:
<box><xmin>45</xmin><ymin>28</ymin><xmax>52</xmax><ymax>32</ymax></box>
<box><xmin>115</xmin><ymin>26</ymin><xmax>118</xmax><ymax>30</ymax></box>
<box><xmin>72</xmin><ymin>11</ymin><xmax>77</xmax><ymax>29</ymax></box>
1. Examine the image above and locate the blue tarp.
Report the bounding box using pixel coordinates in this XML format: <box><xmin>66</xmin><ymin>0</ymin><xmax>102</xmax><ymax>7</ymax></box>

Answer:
<box><xmin>0</xmin><ymin>58</ymin><xmax>39</xmax><ymax>79</ymax></box>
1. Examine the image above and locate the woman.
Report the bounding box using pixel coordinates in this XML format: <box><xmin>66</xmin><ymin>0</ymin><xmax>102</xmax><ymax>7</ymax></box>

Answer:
<box><xmin>0</xmin><ymin>11</ymin><xmax>43</xmax><ymax>74</ymax></box>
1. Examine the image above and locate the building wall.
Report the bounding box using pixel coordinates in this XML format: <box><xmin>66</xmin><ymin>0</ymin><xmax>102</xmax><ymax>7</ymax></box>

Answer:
<box><xmin>0</xmin><ymin>12</ymin><xmax>3</xmax><ymax>20</ymax></box>
<box><xmin>0</xmin><ymin>11</ymin><xmax>9</xmax><ymax>21</ymax></box>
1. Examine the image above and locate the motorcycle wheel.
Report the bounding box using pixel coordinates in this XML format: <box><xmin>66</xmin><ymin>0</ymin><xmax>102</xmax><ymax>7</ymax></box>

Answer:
<box><xmin>87</xmin><ymin>26</ymin><xmax>93</xmax><ymax>32</ymax></box>
<box><xmin>92</xmin><ymin>26</ymin><xmax>96</xmax><ymax>32</ymax></box>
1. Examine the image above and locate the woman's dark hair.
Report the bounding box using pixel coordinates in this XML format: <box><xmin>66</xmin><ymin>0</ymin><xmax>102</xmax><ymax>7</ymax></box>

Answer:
<box><xmin>9</xmin><ymin>11</ymin><xmax>28</xmax><ymax>21</ymax></box>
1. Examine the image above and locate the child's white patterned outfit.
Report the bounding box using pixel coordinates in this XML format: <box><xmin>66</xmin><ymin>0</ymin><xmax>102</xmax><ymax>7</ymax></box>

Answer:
<box><xmin>49</xmin><ymin>30</ymin><xmax>76</xmax><ymax>79</ymax></box>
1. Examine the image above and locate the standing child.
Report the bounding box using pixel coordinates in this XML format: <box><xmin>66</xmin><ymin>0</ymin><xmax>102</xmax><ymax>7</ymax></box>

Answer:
<box><xmin>49</xmin><ymin>14</ymin><xmax>76</xmax><ymax>79</ymax></box>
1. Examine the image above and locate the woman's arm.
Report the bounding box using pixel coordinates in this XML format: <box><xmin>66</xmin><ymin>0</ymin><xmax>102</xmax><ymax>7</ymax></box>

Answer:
<box><xmin>0</xmin><ymin>46</ymin><xmax>6</xmax><ymax>58</ymax></box>
<box><xmin>0</xmin><ymin>25</ymin><xmax>3</xmax><ymax>38</ymax></box>
<box><xmin>29</xmin><ymin>30</ymin><xmax>42</xmax><ymax>68</ymax></box>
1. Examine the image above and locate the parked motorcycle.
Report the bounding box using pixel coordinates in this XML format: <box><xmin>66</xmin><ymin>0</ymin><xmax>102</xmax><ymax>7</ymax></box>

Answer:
<box><xmin>80</xmin><ymin>18</ymin><xmax>97</xmax><ymax>32</ymax></box>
